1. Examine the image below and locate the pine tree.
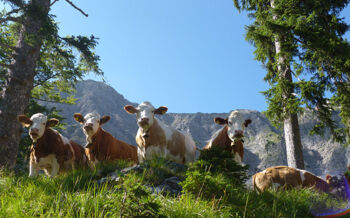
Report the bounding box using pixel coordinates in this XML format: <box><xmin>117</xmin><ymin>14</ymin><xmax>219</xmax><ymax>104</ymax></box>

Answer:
<box><xmin>233</xmin><ymin>0</ymin><xmax>350</xmax><ymax>169</ymax></box>
<box><xmin>0</xmin><ymin>0</ymin><xmax>102</xmax><ymax>169</ymax></box>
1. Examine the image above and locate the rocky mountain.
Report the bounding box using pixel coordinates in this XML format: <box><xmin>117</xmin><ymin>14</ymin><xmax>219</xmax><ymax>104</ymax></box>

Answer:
<box><xmin>41</xmin><ymin>80</ymin><xmax>349</xmax><ymax>177</ymax></box>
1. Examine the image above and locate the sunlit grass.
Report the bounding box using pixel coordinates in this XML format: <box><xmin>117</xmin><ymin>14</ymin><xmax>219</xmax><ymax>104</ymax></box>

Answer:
<box><xmin>0</xmin><ymin>158</ymin><xmax>347</xmax><ymax>217</ymax></box>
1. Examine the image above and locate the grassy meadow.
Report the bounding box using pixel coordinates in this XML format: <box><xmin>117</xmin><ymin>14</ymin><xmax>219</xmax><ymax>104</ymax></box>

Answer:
<box><xmin>0</xmin><ymin>149</ymin><xmax>347</xmax><ymax>217</ymax></box>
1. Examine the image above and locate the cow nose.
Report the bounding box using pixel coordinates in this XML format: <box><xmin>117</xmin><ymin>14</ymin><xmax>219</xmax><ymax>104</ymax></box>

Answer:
<box><xmin>30</xmin><ymin>128</ymin><xmax>39</xmax><ymax>134</ymax></box>
<box><xmin>84</xmin><ymin>123</ymin><xmax>93</xmax><ymax>129</ymax></box>
<box><xmin>30</xmin><ymin>128</ymin><xmax>39</xmax><ymax>136</ymax></box>
<box><xmin>138</xmin><ymin>118</ymin><xmax>149</xmax><ymax>126</ymax></box>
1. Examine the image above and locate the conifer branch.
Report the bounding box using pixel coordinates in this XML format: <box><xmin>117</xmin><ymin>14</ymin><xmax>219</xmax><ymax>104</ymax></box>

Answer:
<box><xmin>0</xmin><ymin>63</ymin><xmax>11</xmax><ymax>69</ymax></box>
<box><xmin>31</xmin><ymin>97</ymin><xmax>71</xmax><ymax>104</ymax></box>
<box><xmin>50</xmin><ymin>0</ymin><xmax>59</xmax><ymax>6</ymax></box>
<box><xmin>5</xmin><ymin>0</ymin><xmax>25</xmax><ymax>8</ymax></box>
<box><xmin>5</xmin><ymin>7</ymin><xmax>23</xmax><ymax>17</ymax></box>
<box><xmin>0</xmin><ymin>16</ymin><xmax>20</xmax><ymax>24</ymax></box>
<box><xmin>0</xmin><ymin>42</ymin><xmax>16</xmax><ymax>50</ymax></box>
<box><xmin>290</xmin><ymin>70</ymin><xmax>302</xmax><ymax>82</ymax></box>
<box><xmin>65</xmin><ymin>0</ymin><xmax>88</xmax><ymax>17</ymax></box>
<box><xmin>33</xmin><ymin>73</ymin><xmax>58</xmax><ymax>88</ymax></box>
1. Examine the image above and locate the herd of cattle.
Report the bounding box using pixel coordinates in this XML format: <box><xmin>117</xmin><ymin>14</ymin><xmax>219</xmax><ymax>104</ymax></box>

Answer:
<box><xmin>17</xmin><ymin>101</ymin><xmax>340</xmax><ymax>195</ymax></box>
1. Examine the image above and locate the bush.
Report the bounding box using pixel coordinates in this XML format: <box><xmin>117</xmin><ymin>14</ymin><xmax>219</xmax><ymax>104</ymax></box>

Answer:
<box><xmin>181</xmin><ymin>146</ymin><xmax>249</xmax><ymax>201</ymax></box>
<box><xmin>116</xmin><ymin>174</ymin><xmax>166</xmax><ymax>218</ymax></box>
<box><xmin>137</xmin><ymin>157</ymin><xmax>186</xmax><ymax>186</ymax></box>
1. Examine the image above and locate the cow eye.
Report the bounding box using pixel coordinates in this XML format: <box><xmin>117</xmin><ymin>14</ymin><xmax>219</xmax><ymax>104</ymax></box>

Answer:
<box><xmin>228</xmin><ymin>121</ymin><xmax>232</xmax><ymax>125</ymax></box>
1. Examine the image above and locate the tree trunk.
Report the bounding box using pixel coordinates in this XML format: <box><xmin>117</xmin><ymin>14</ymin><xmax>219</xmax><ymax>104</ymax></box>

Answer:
<box><xmin>0</xmin><ymin>0</ymin><xmax>50</xmax><ymax>169</ymax></box>
<box><xmin>271</xmin><ymin>0</ymin><xmax>305</xmax><ymax>169</ymax></box>
<box><xmin>284</xmin><ymin>113</ymin><xmax>304</xmax><ymax>168</ymax></box>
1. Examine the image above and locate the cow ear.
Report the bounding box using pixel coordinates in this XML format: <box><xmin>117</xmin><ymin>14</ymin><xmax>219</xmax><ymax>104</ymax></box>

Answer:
<box><xmin>326</xmin><ymin>174</ymin><xmax>332</xmax><ymax>182</ymax></box>
<box><xmin>124</xmin><ymin>105</ymin><xmax>138</xmax><ymax>114</ymax></box>
<box><xmin>154</xmin><ymin>106</ymin><xmax>168</xmax><ymax>115</ymax></box>
<box><xmin>74</xmin><ymin>113</ymin><xmax>84</xmax><ymax>124</ymax></box>
<box><xmin>47</xmin><ymin>118</ymin><xmax>59</xmax><ymax>127</ymax></box>
<box><xmin>100</xmin><ymin>115</ymin><xmax>110</xmax><ymax>125</ymax></box>
<box><xmin>214</xmin><ymin>117</ymin><xmax>227</xmax><ymax>125</ymax></box>
<box><xmin>17</xmin><ymin>115</ymin><xmax>32</xmax><ymax>128</ymax></box>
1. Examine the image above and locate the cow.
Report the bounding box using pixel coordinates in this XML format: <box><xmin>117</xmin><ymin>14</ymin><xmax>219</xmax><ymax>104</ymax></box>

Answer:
<box><xmin>203</xmin><ymin>110</ymin><xmax>251</xmax><ymax>164</ymax></box>
<box><xmin>252</xmin><ymin>166</ymin><xmax>337</xmax><ymax>193</ymax></box>
<box><xmin>17</xmin><ymin>113</ymin><xmax>87</xmax><ymax>177</ymax></box>
<box><xmin>73</xmin><ymin>112</ymin><xmax>138</xmax><ymax>166</ymax></box>
<box><xmin>124</xmin><ymin>101</ymin><xmax>197</xmax><ymax>164</ymax></box>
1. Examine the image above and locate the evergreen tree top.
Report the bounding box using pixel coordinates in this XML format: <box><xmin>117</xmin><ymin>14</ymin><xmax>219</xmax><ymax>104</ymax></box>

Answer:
<box><xmin>233</xmin><ymin>0</ymin><xmax>350</xmax><ymax>143</ymax></box>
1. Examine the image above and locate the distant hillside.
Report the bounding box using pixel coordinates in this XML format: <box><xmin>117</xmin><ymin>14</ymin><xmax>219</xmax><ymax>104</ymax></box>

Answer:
<box><xmin>40</xmin><ymin>80</ymin><xmax>349</xmax><ymax>177</ymax></box>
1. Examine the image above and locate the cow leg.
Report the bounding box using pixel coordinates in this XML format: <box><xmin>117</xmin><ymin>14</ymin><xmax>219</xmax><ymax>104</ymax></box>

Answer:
<box><xmin>28</xmin><ymin>161</ymin><xmax>39</xmax><ymax>177</ymax></box>
<box><xmin>85</xmin><ymin>149</ymin><xmax>97</xmax><ymax>170</ymax></box>
<box><xmin>137</xmin><ymin>148</ymin><xmax>145</xmax><ymax>163</ymax></box>
<box><xmin>88</xmin><ymin>161</ymin><xmax>95</xmax><ymax>170</ymax></box>
<box><xmin>49</xmin><ymin>158</ymin><xmax>60</xmax><ymax>177</ymax></box>
<box><xmin>277</xmin><ymin>183</ymin><xmax>292</xmax><ymax>191</ymax></box>
<box><xmin>86</xmin><ymin>158</ymin><xmax>98</xmax><ymax>171</ymax></box>
<box><xmin>71</xmin><ymin>161</ymin><xmax>76</xmax><ymax>171</ymax></box>
<box><xmin>233</xmin><ymin>152</ymin><xmax>242</xmax><ymax>164</ymax></box>
<box><xmin>277</xmin><ymin>184</ymin><xmax>285</xmax><ymax>192</ymax></box>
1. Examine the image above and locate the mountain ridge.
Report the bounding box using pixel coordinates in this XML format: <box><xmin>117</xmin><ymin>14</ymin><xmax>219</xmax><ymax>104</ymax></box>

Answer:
<box><xmin>40</xmin><ymin>79</ymin><xmax>349</xmax><ymax>177</ymax></box>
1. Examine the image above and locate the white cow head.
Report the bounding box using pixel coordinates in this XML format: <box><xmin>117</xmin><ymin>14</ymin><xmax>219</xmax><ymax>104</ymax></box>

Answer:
<box><xmin>74</xmin><ymin>112</ymin><xmax>110</xmax><ymax>141</ymax></box>
<box><xmin>17</xmin><ymin>113</ymin><xmax>59</xmax><ymax>142</ymax></box>
<box><xmin>124</xmin><ymin>101</ymin><xmax>168</xmax><ymax>133</ymax></box>
<box><xmin>214</xmin><ymin>110</ymin><xmax>251</xmax><ymax>142</ymax></box>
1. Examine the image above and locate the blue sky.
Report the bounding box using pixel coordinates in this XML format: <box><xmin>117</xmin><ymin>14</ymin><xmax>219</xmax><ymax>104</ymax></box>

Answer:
<box><xmin>51</xmin><ymin>0</ymin><xmax>350</xmax><ymax>113</ymax></box>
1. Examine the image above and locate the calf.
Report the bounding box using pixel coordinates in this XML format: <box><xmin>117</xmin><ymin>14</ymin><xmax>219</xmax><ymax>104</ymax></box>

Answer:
<box><xmin>124</xmin><ymin>101</ymin><xmax>196</xmax><ymax>164</ymax></box>
<box><xmin>204</xmin><ymin>110</ymin><xmax>251</xmax><ymax>164</ymax></box>
<box><xmin>252</xmin><ymin>166</ymin><xmax>336</xmax><ymax>193</ymax></box>
<box><xmin>17</xmin><ymin>113</ymin><xmax>87</xmax><ymax>177</ymax></box>
<box><xmin>74</xmin><ymin>112</ymin><xmax>138</xmax><ymax>166</ymax></box>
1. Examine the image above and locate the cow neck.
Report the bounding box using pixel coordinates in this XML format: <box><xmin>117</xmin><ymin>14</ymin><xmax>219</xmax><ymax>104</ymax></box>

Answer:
<box><xmin>89</xmin><ymin>127</ymin><xmax>103</xmax><ymax>147</ymax></box>
<box><xmin>141</xmin><ymin>118</ymin><xmax>163</xmax><ymax>146</ymax></box>
<box><xmin>231</xmin><ymin>132</ymin><xmax>245</xmax><ymax>146</ymax></box>
<box><xmin>212</xmin><ymin>125</ymin><xmax>232</xmax><ymax>151</ymax></box>
<box><xmin>33</xmin><ymin>128</ymin><xmax>56</xmax><ymax>153</ymax></box>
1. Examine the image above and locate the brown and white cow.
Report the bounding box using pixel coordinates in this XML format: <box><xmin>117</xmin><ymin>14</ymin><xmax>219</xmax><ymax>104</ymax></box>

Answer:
<box><xmin>252</xmin><ymin>166</ymin><xmax>337</xmax><ymax>193</ymax></box>
<box><xmin>17</xmin><ymin>113</ymin><xmax>87</xmax><ymax>177</ymax></box>
<box><xmin>203</xmin><ymin>110</ymin><xmax>251</xmax><ymax>164</ymax></box>
<box><xmin>73</xmin><ymin>112</ymin><xmax>138</xmax><ymax>166</ymax></box>
<box><xmin>124</xmin><ymin>101</ymin><xmax>197</xmax><ymax>164</ymax></box>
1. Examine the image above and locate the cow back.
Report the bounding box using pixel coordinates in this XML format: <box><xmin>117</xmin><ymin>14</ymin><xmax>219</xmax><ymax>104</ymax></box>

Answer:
<box><xmin>87</xmin><ymin>127</ymin><xmax>138</xmax><ymax>163</ymax></box>
<box><xmin>205</xmin><ymin>126</ymin><xmax>231</xmax><ymax>151</ymax></box>
<box><xmin>302</xmin><ymin>171</ymin><xmax>330</xmax><ymax>192</ymax></box>
<box><xmin>136</xmin><ymin>118</ymin><xmax>194</xmax><ymax>164</ymax></box>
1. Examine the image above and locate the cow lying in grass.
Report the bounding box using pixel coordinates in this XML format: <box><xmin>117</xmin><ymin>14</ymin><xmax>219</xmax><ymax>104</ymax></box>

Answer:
<box><xmin>252</xmin><ymin>166</ymin><xmax>337</xmax><ymax>193</ymax></box>
<box><xmin>204</xmin><ymin>110</ymin><xmax>251</xmax><ymax>164</ymax></box>
<box><xmin>124</xmin><ymin>101</ymin><xmax>197</xmax><ymax>164</ymax></box>
<box><xmin>74</xmin><ymin>112</ymin><xmax>138</xmax><ymax>166</ymax></box>
<box><xmin>18</xmin><ymin>113</ymin><xmax>87</xmax><ymax>177</ymax></box>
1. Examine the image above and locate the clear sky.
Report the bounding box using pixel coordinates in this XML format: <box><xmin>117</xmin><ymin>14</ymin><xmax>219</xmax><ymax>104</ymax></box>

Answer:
<box><xmin>50</xmin><ymin>0</ymin><xmax>350</xmax><ymax>113</ymax></box>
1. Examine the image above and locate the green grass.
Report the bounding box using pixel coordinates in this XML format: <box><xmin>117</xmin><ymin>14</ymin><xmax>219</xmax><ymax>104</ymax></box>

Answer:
<box><xmin>0</xmin><ymin>158</ymin><xmax>347</xmax><ymax>217</ymax></box>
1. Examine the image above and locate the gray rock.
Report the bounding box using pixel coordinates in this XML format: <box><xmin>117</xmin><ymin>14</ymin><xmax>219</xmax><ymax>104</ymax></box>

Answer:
<box><xmin>97</xmin><ymin>172</ymin><xmax>120</xmax><ymax>185</ymax></box>
<box><xmin>121</xmin><ymin>165</ymin><xmax>144</xmax><ymax>174</ymax></box>
<box><xmin>157</xmin><ymin>176</ymin><xmax>183</xmax><ymax>196</ymax></box>
<box><xmin>145</xmin><ymin>176</ymin><xmax>183</xmax><ymax>196</ymax></box>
